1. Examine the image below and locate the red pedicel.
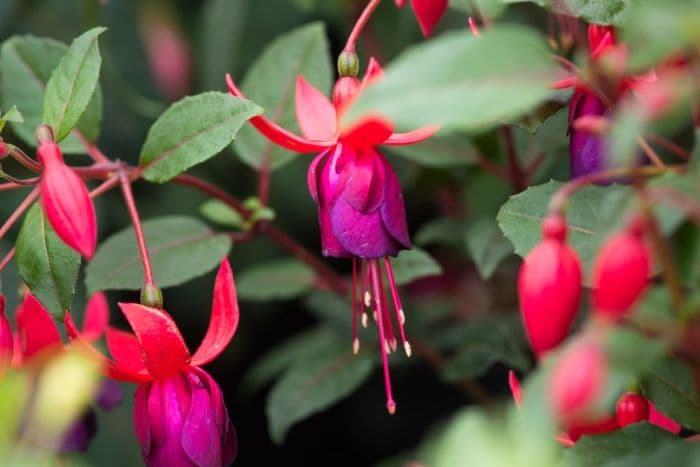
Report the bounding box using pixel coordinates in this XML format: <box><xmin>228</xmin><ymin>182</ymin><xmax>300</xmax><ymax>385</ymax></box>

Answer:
<box><xmin>518</xmin><ymin>214</ymin><xmax>582</xmax><ymax>356</ymax></box>
<box><xmin>38</xmin><ymin>142</ymin><xmax>97</xmax><ymax>259</ymax></box>
<box><xmin>615</xmin><ymin>392</ymin><xmax>649</xmax><ymax>427</ymax></box>
<box><xmin>592</xmin><ymin>220</ymin><xmax>650</xmax><ymax>319</ymax></box>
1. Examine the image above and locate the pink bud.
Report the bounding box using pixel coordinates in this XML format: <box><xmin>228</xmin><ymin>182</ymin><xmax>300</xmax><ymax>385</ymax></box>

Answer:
<box><xmin>592</xmin><ymin>221</ymin><xmax>650</xmax><ymax>318</ymax></box>
<box><xmin>142</xmin><ymin>18</ymin><xmax>191</xmax><ymax>100</ymax></box>
<box><xmin>518</xmin><ymin>215</ymin><xmax>582</xmax><ymax>356</ymax></box>
<box><xmin>333</xmin><ymin>76</ymin><xmax>360</xmax><ymax>116</ymax></box>
<box><xmin>550</xmin><ymin>339</ymin><xmax>607</xmax><ymax>425</ymax></box>
<box><xmin>38</xmin><ymin>142</ymin><xmax>97</xmax><ymax>259</ymax></box>
<box><xmin>615</xmin><ymin>392</ymin><xmax>649</xmax><ymax>427</ymax></box>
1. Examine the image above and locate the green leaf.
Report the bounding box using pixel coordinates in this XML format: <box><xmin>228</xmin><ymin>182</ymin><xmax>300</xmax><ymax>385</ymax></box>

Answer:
<box><xmin>563</xmin><ymin>424</ymin><xmax>695</xmax><ymax>467</ymax></box>
<box><xmin>504</xmin><ymin>0</ymin><xmax>629</xmax><ymax>24</ymax></box>
<box><xmin>42</xmin><ymin>27</ymin><xmax>105</xmax><ymax>142</ymax></box>
<box><xmin>415</xmin><ymin>217</ymin><xmax>467</xmax><ymax>247</ymax></box>
<box><xmin>241</xmin><ymin>327</ymin><xmax>338</xmax><ymax>394</ymax></box>
<box><xmin>345</xmin><ymin>26</ymin><xmax>556</xmax><ymax>133</ymax></box>
<box><xmin>0</xmin><ymin>35</ymin><xmax>103</xmax><ymax>153</ymax></box>
<box><xmin>233</xmin><ymin>22</ymin><xmax>332</xmax><ymax>171</ymax></box>
<box><xmin>387</xmin><ymin>132</ymin><xmax>478</xmax><ymax>168</ymax></box>
<box><xmin>140</xmin><ymin>92</ymin><xmax>261</xmax><ymax>182</ymax></box>
<box><xmin>390</xmin><ymin>248</ymin><xmax>443</xmax><ymax>286</ymax></box>
<box><xmin>0</xmin><ymin>105</ymin><xmax>22</xmax><ymax>133</ymax></box>
<box><xmin>497</xmin><ymin>179</ymin><xmax>686</xmax><ymax>282</ymax></box>
<box><xmin>266</xmin><ymin>343</ymin><xmax>374</xmax><ymax>443</ymax></box>
<box><xmin>199</xmin><ymin>199</ymin><xmax>245</xmax><ymax>229</ymax></box>
<box><xmin>641</xmin><ymin>358</ymin><xmax>700</xmax><ymax>432</ymax></box>
<box><xmin>465</xmin><ymin>217</ymin><xmax>513</xmax><ymax>279</ymax></box>
<box><xmin>16</xmin><ymin>205</ymin><xmax>81</xmax><ymax>318</ymax></box>
<box><xmin>198</xmin><ymin>0</ymin><xmax>248</xmax><ymax>90</ymax></box>
<box><xmin>85</xmin><ymin>216</ymin><xmax>231</xmax><ymax>294</ymax></box>
<box><xmin>237</xmin><ymin>258</ymin><xmax>315</xmax><ymax>302</ymax></box>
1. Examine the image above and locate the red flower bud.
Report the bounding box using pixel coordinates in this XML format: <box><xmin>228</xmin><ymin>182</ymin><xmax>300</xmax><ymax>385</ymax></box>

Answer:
<box><xmin>518</xmin><ymin>214</ymin><xmax>582</xmax><ymax>356</ymax></box>
<box><xmin>38</xmin><ymin>142</ymin><xmax>97</xmax><ymax>259</ymax></box>
<box><xmin>615</xmin><ymin>392</ymin><xmax>649</xmax><ymax>427</ymax></box>
<box><xmin>550</xmin><ymin>339</ymin><xmax>607</xmax><ymax>425</ymax></box>
<box><xmin>332</xmin><ymin>76</ymin><xmax>360</xmax><ymax>115</ymax></box>
<box><xmin>591</xmin><ymin>221</ymin><xmax>650</xmax><ymax>318</ymax></box>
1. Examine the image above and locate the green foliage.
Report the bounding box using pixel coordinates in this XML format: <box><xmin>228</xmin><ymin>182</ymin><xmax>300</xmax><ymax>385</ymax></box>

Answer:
<box><xmin>0</xmin><ymin>35</ymin><xmax>103</xmax><ymax>153</ymax></box>
<box><xmin>236</xmin><ymin>258</ymin><xmax>315</xmax><ymax>301</ymax></box>
<box><xmin>233</xmin><ymin>22</ymin><xmax>332</xmax><ymax>170</ymax></box>
<box><xmin>139</xmin><ymin>92</ymin><xmax>262</xmax><ymax>182</ymax></box>
<box><xmin>199</xmin><ymin>199</ymin><xmax>246</xmax><ymax>229</ymax></box>
<box><xmin>16</xmin><ymin>205</ymin><xmax>81</xmax><ymax>318</ymax></box>
<box><xmin>346</xmin><ymin>26</ymin><xmax>556</xmax><ymax>133</ymax></box>
<box><xmin>465</xmin><ymin>216</ymin><xmax>513</xmax><ymax>280</ymax></box>
<box><xmin>641</xmin><ymin>358</ymin><xmax>700</xmax><ymax>432</ymax></box>
<box><xmin>85</xmin><ymin>216</ymin><xmax>232</xmax><ymax>293</ymax></box>
<box><xmin>42</xmin><ymin>27</ymin><xmax>105</xmax><ymax>142</ymax></box>
<box><xmin>266</xmin><ymin>342</ymin><xmax>374</xmax><ymax>444</ymax></box>
<box><xmin>390</xmin><ymin>247</ymin><xmax>443</xmax><ymax>285</ymax></box>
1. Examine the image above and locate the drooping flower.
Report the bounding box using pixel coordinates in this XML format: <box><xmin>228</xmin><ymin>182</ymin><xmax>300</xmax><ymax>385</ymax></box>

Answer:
<box><xmin>10</xmin><ymin>292</ymin><xmax>120</xmax><ymax>452</ymax></box>
<box><xmin>395</xmin><ymin>0</ymin><xmax>448</xmax><ymax>37</ymax></box>
<box><xmin>227</xmin><ymin>58</ymin><xmax>437</xmax><ymax>413</ymax></box>
<box><xmin>65</xmin><ymin>258</ymin><xmax>239</xmax><ymax>466</ymax></box>
<box><xmin>38</xmin><ymin>139</ymin><xmax>97</xmax><ymax>258</ymax></box>
<box><xmin>518</xmin><ymin>214</ymin><xmax>582</xmax><ymax>357</ymax></box>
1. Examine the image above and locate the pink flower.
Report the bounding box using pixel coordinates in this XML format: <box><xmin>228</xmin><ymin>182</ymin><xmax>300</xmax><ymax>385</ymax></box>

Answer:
<box><xmin>38</xmin><ymin>141</ymin><xmax>97</xmax><ymax>258</ymax></box>
<box><xmin>65</xmin><ymin>259</ymin><xmax>239</xmax><ymax>466</ymax></box>
<box><xmin>227</xmin><ymin>59</ymin><xmax>437</xmax><ymax>413</ymax></box>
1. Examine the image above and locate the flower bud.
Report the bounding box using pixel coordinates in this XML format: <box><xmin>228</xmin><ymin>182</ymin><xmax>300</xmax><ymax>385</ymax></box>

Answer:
<box><xmin>550</xmin><ymin>339</ymin><xmax>607</xmax><ymax>425</ymax></box>
<box><xmin>337</xmin><ymin>50</ymin><xmax>359</xmax><ymax>78</ymax></box>
<box><xmin>615</xmin><ymin>392</ymin><xmax>649</xmax><ymax>427</ymax></box>
<box><xmin>592</xmin><ymin>220</ymin><xmax>650</xmax><ymax>318</ymax></box>
<box><xmin>0</xmin><ymin>140</ymin><xmax>9</xmax><ymax>159</ymax></box>
<box><xmin>140</xmin><ymin>283</ymin><xmax>163</xmax><ymax>309</ymax></box>
<box><xmin>518</xmin><ymin>214</ymin><xmax>582</xmax><ymax>356</ymax></box>
<box><xmin>332</xmin><ymin>76</ymin><xmax>360</xmax><ymax>115</ymax></box>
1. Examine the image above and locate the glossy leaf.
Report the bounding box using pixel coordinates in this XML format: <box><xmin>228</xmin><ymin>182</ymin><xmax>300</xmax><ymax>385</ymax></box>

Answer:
<box><xmin>43</xmin><ymin>27</ymin><xmax>105</xmax><ymax>142</ymax></box>
<box><xmin>0</xmin><ymin>35</ymin><xmax>103</xmax><ymax>153</ymax></box>
<box><xmin>641</xmin><ymin>358</ymin><xmax>700</xmax><ymax>432</ymax></box>
<box><xmin>232</xmin><ymin>22</ymin><xmax>332</xmax><ymax>170</ymax></box>
<box><xmin>139</xmin><ymin>91</ymin><xmax>262</xmax><ymax>182</ymax></box>
<box><xmin>16</xmin><ymin>205</ymin><xmax>81</xmax><ymax>318</ymax></box>
<box><xmin>345</xmin><ymin>26</ymin><xmax>556</xmax><ymax>133</ymax></box>
<box><xmin>85</xmin><ymin>216</ymin><xmax>232</xmax><ymax>294</ymax></box>
<box><xmin>236</xmin><ymin>258</ymin><xmax>314</xmax><ymax>302</ymax></box>
<box><xmin>266</xmin><ymin>343</ymin><xmax>374</xmax><ymax>444</ymax></box>
<box><xmin>390</xmin><ymin>247</ymin><xmax>443</xmax><ymax>286</ymax></box>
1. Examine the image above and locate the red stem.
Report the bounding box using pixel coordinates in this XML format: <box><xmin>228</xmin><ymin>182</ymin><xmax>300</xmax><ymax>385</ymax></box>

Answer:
<box><xmin>344</xmin><ymin>0</ymin><xmax>383</xmax><ymax>52</ymax></box>
<box><xmin>75</xmin><ymin>131</ymin><xmax>110</xmax><ymax>164</ymax></box>
<box><xmin>0</xmin><ymin>187</ymin><xmax>40</xmax><ymax>241</ymax></box>
<box><xmin>0</xmin><ymin>248</ymin><xmax>15</xmax><ymax>272</ymax></box>
<box><xmin>119</xmin><ymin>173</ymin><xmax>155</xmax><ymax>287</ymax></box>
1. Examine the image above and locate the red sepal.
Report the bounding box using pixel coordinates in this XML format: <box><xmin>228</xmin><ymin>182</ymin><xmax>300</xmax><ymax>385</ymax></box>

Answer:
<box><xmin>15</xmin><ymin>294</ymin><xmax>62</xmax><ymax>361</ymax></box>
<box><xmin>410</xmin><ymin>0</ymin><xmax>448</xmax><ymax>37</ymax></box>
<box><xmin>81</xmin><ymin>293</ymin><xmax>109</xmax><ymax>342</ymax></box>
<box><xmin>0</xmin><ymin>295</ymin><xmax>13</xmax><ymax>375</ymax></box>
<box><xmin>192</xmin><ymin>258</ymin><xmax>240</xmax><ymax>366</ymax></box>
<box><xmin>295</xmin><ymin>76</ymin><xmax>337</xmax><ymax>141</ymax></box>
<box><xmin>384</xmin><ymin>125</ymin><xmax>440</xmax><ymax>146</ymax></box>
<box><xmin>340</xmin><ymin>115</ymin><xmax>394</xmax><ymax>147</ymax></box>
<box><xmin>106</xmin><ymin>326</ymin><xmax>148</xmax><ymax>375</ymax></box>
<box><xmin>226</xmin><ymin>74</ymin><xmax>334</xmax><ymax>153</ymax></box>
<box><xmin>118</xmin><ymin>303</ymin><xmax>191</xmax><ymax>378</ymax></box>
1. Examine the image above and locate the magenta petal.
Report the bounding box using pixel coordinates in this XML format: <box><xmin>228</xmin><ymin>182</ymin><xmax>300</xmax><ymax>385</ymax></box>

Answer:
<box><xmin>331</xmin><ymin>197</ymin><xmax>401</xmax><ymax>258</ymax></box>
<box><xmin>181</xmin><ymin>369</ymin><xmax>223</xmax><ymax>467</ymax></box>
<box><xmin>134</xmin><ymin>383</ymin><xmax>153</xmax><ymax>459</ymax></box>
<box><xmin>379</xmin><ymin>157</ymin><xmax>411</xmax><ymax>250</ymax></box>
<box><xmin>307</xmin><ymin>150</ymin><xmax>330</xmax><ymax>203</ymax></box>
<box><xmin>342</xmin><ymin>148</ymin><xmax>385</xmax><ymax>214</ymax></box>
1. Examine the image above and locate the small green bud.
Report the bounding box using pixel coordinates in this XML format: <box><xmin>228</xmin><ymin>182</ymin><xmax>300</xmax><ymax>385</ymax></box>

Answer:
<box><xmin>140</xmin><ymin>283</ymin><xmax>163</xmax><ymax>309</ymax></box>
<box><xmin>337</xmin><ymin>51</ymin><xmax>359</xmax><ymax>78</ymax></box>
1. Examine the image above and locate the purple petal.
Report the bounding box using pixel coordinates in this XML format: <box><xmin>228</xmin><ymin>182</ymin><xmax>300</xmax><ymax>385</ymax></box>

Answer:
<box><xmin>379</xmin><ymin>156</ymin><xmax>411</xmax><ymax>251</ymax></box>
<box><xmin>342</xmin><ymin>147</ymin><xmax>385</xmax><ymax>214</ymax></box>
<box><xmin>181</xmin><ymin>369</ymin><xmax>223</xmax><ymax>467</ymax></box>
<box><xmin>331</xmin><ymin>196</ymin><xmax>401</xmax><ymax>258</ymax></box>
<box><xmin>96</xmin><ymin>379</ymin><xmax>124</xmax><ymax>411</ymax></box>
<box><xmin>59</xmin><ymin>410</ymin><xmax>97</xmax><ymax>453</ymax></box>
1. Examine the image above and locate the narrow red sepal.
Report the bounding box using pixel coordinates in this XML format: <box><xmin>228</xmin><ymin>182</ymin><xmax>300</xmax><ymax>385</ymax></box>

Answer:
<box><xmin>15</xmin><ymin>293</ymin><xmax>62</xmax><ymax>361</ymax></box>
<box><xmin>340</xmin><ymin>115</ymin><xmax>394</xmax><ymax>147</ymax></box>
<box><xmin>106</xmin><ymin>326</ymin><xmax>148</xmax><ymax>375</ymax></box>
<box><xmin>295</xmin><ymin>76</ymin><xmax>337</xmax><ymax>141</ymax></box>
<box><xmin>384</xmin><ymin>125</ymin><xmax>440</xmax><ymax>146</ymax></box>
<box><xmin>81</xmin><ymin>293</ymin><xmax>109</xmax><ymax>342</ymax></box>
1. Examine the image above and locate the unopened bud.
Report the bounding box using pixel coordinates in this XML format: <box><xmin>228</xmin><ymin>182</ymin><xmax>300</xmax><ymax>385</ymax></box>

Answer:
<box><xmin>140</xmin><ymin>283</ymin><xmax>163</xmax><ymax>309</ymax></box>
<box><xmin>337</xmin><ymin>50</ymin><xmax>359</xmax><ymax>78</ymax></box>
<box><xmin>0</xmin><ymin>140</ymin><xmax>8</xmax><ymax>159</ymax></box>
<box><xmin>35</xmin><ymin>124</ymin><xmax>55</xmax><ymax>145</ymax></box>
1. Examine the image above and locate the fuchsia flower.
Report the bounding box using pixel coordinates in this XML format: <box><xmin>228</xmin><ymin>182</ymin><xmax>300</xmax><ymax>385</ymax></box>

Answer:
<box><xmin>38</xmin><ymin>140</ymin><xmax>97</xmax><ymax>258</ymax></box>
<box><xmin>65</xmin><ymin>259</ymin><xmax>239</xmax><ymax>466</ymax></box>
<box><xmin>5</xmin><ymin>291</ymin><xmax>119</xmax><ymax>452</ymax></box>
<box><xmin>395</xmin><ymin>0</ymin><xmax>448</xmax><ymax>37</ymax></box>
<box><xmin>227</xmin><ymin>58</ymin><xmax>437</xmax><ymax>413</ymax></box>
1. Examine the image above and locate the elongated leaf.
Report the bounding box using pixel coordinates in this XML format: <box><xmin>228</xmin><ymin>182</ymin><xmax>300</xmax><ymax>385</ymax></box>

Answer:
<box><xmin>266</xmin><ymin>343</ymin><xmax>374</xmax><ymax>443</ymax></box>
<box><xmin>233</xmin><ymin>22</ymin><xmax>332</xmax><ymax>170</ymax></box>
<box><xmin>0</xmin><ymin>35</ymin><xmax>103</xmax><ymax>153</ymax></box>
<box><xmin>16</xmin><ymin>205</ymin><xmax>81</xmax><ymax>318</ymax></box>
<box><xmin>390</xmin><ymin>248</ymin><xmax>443</xmax><ymax>286</ymax></box>
<box><xmin>345</xmin><ymin>26</ymin><xmax>556</xmax><ymax>133</ymax></box>
<box><xmin>139</xmin><ymin>92</ymin><xmax>262</xmax><ymax>182</ymax></box>
<box><xmin>43</xmin><ymin>27</ymin><xmax>105</xmax><ymax>142</ymax></box>
<box><xmin>641</xmin><ymin>358</ymin><xmax>700</xmax><ymax>432</ymax></box>
<box><xmin>465</xmin><ymin>217</ymin><xmax>513</xmax><ymax>279</ymax></box>
<box><xmin>237</xmin><ymin>258</ymin><xmax>314</xmax><ymax>302</ymax></box>
<box><xmin>85</xmin><ymin>216</ymin><xmax>231</xmax><ymax>294</ymax></box>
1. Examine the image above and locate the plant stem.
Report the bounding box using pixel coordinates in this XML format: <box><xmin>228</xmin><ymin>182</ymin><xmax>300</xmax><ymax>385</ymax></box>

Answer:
<box><xmin>7</xmin><ymin>146</ymin><xmax>41</xmax><ymax>172</ymax></box>
<box><xmin>344</xmin><ymin>0</ymin><xmax>383</xmax><ymax>52</ymax></box>
<box><xmin>637</xmin><ymin>137</ymin><xmax>666</xmax><ymax>168</ymax></box>
<box><xmin>75</xmin><ymin>131</ymin><xmax>110</xmax><ymax>164</ymax></box>
<box><xmin>0</xmin><ymin>248</ymin><xmax>15</xmax><ymax>272</ymax></box>
<box><xmin>500</xmin><ymin>126</ymin><xmax>526</xmax><ymax>192</ymax></box>
<box><xmin>119</xmin><ymin>173</ymin><xmax>155</xmax><ymax>287</ymax></box>
<box><xmin>0</xmin><ymin>187</ymin><xmax>40</xmax><ymax>241</ymax></box>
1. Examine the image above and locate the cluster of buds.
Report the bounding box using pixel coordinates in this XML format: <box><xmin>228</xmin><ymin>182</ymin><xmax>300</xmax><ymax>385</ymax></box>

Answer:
<box><xmin>513</xmin><ymin>211</ymin><xmax>681</xmax><ymax>444</ymax></box>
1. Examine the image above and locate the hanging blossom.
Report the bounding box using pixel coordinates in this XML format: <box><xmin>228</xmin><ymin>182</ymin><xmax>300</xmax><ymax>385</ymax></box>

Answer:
<box><xmin>65</xmin><ymin>258</ymin><xmax>239</xmax><ymax>466</ymax></box>
<box><xmin>227</xmin><ymin>57</ymin><xmax>437</xmax><ymax>413</ymax></box>
<box><xmin>395</xmin><ymin>0</ymin><xmax>448</xmax><ymax>37</ymax></box>
<box><xmin>1</xmin><ymin>292</ymin><xmax>122</xmax><ymax>452</ymax></box>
